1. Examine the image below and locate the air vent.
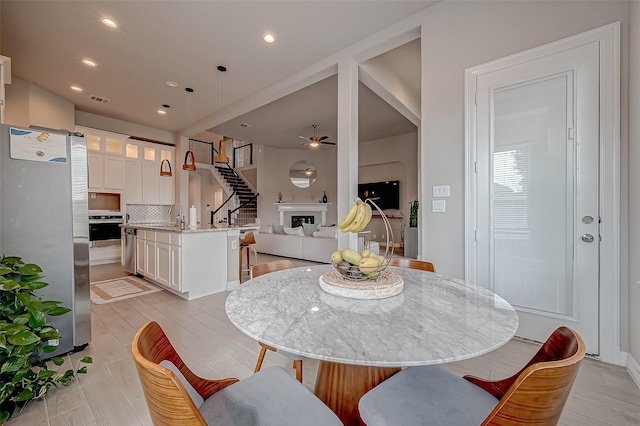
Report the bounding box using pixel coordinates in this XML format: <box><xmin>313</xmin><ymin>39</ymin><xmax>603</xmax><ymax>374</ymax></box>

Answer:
<box><xmin>240</xmin><ymin>123</ymin><xmax>253</xmax><ymax>128</ymax></box>
<box><xmin>89</xmin><ymin>95</ymin><xmax>110</xmax><ymax>104</ymax></box>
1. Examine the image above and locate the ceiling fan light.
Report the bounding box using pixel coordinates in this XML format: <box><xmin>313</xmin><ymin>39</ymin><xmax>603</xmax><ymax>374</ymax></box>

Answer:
<box><xmin>309</xmin><ymin>141</ymin><xmax>320</xmax><ymax>148</ymax></box>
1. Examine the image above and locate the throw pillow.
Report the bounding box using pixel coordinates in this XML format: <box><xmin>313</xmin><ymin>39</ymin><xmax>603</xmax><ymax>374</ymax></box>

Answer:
<box><xmin>259</xmin><ymin>225</ymin><xmax>273</xmax><ymax>234</ymax></box>
<box><xmin>302</xmin><ymin>223</ymin><xmax>320</xmax><ymax>236</ymax></box>
<box><xmin>283</xmin><ymin>226</ymin><xmax>304</xmax><ymax>236</ymax></box>
<box><xmin>313</xmin><ymin>226</ymin><xmax>338</xmax><ymax>239</ymax></box>
<box><xmin>272</xmin><ymin>223</ymin><xmax>285</xmax><ymax>234</ymax></box>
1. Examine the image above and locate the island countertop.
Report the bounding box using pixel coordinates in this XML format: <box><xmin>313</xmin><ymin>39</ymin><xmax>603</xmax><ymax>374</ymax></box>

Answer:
<box><xmin>122</xmin><ymin>223</ymin><xmax>258</xmax><ymax>234</ymax></box>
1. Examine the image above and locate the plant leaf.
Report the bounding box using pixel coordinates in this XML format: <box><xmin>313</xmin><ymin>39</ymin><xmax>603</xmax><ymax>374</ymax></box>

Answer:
<box><xmin>29</xmin><ymin>281</ymin><xmax>48</xmax><ymax>290</ymax></box>
<box><xmin>17</xmin><ymin>292</ymin><xmax>31</xmax><ymax>307</ymax></box>
<box><xmin>28</xmin><ymin>299</ymin><xmax>43</xmax><ymax>313</ymax></box>
<box><xmin>38</xmin><ymin>328</ymin><xmax>60</xmax><ymax>340</ymax></box>
<box><xmin>0</xmin><ymin>280</ymin><xmax>19</xmax><ymax>291</ymax></box>
<box><xmin>36</xmin><ymin>369</ymin><xmax>56</xmax><ymax>379</ymax></box>
<box><xmin>28</xmin><ymin>311</ymin><xmax>46</xmax><ymax>329</ymax></box>
<box><xmin>77</xmin><ymin>366</ymin><xmax>87</xmax><ymax>374</ymax></box>
<box><xmin>17</xmin><ymin>264</ymin><xmax>42</xmax><ymax>275</ymax></box>
<box><xmin>51</xmin><ymin>357</ymin><xmax>64</xmax><ymax>366</ymax></box>
<box><xmin>0</xmin><ymin>266</ymin><xmax>12</xmax><ymax>276</ymax></box>
<box><xmin>42</xmin><ymin>345</ymin><xmax>57</xmax><ymax>353</ymax></box>
<box><xmin>14</xmin><ymin>388</ymin><xmax>34</xmax><ymax>402</ymax></box>
<box><xmin>7</xmin><ymin>330</ymin><xmax>40</xmax><ymax>346</ymax></box>
<box><xmin>80</xmin><ymin>356</ymin><xmax>93</xmax><ymax>364</ymax></box>
<box><xmin>0</xmin><ymin>410</ymin><xmax>10</xmax><ymax>424</ymax></box>
<box><xmin>46</xmin><ymin>307</ymin><xmax>71</xmax><ymax>316</ymax></box>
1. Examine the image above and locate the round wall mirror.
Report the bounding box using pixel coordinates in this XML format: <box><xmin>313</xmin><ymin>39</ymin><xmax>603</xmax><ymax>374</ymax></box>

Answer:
<box><xmin>289</xmin><ymin>160</ymin><xmax>317</xmax><ymax>188</ymax></box>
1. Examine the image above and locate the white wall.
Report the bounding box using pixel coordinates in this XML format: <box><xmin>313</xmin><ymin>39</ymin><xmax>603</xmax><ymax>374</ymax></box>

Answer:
<box><xmin>5</xmin><ymin>77</ymin><xmax>74</xmax><ymax>130</ymax></box>
<box><xmin>419</xmin><ymin>1</ymin><xmax>629</xmax><ymax>279</ymax></box>
<box><xmin>257</xmin><ymin>145</ymin><xmax>337</xmax><ymax>227</ymax></box>
<box><xmin>628</xmin><ymin>0</ymin><xmax>640</xmax><ymax>370</ymax></box>
<box><xmin>359</xmin><ymin>132</ymin><xmax>418</xmax><ymax>244</ymax></box>
<box><xmin>76</xmin><ymin>110</ymin><xmax>175</xmax><ymax>144</ymax></box>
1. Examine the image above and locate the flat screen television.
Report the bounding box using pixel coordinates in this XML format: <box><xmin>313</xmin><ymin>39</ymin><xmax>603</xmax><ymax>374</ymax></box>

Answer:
<box><xmin>358</xmin><ymin>180</ymin><xmax>400</xmax><ymax>211</ymax></box>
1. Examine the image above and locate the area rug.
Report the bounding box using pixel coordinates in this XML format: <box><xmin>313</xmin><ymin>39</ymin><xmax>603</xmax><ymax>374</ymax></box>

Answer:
<box><xmin>90</xmin><ymin>276</ymin><xmax>162</xmax><ymax>305</ymax></box>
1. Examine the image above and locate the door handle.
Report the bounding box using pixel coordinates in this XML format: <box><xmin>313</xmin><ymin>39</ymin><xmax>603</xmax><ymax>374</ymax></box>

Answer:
<box><xmin>581</xmin><ymin>234</ymin><xmax>594</xmax><ymax>243</ymax></box>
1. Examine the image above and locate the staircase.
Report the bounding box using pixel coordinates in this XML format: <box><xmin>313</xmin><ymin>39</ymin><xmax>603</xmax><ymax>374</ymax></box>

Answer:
<box><xmin>214</xmin><ymin>165</ymin><xmax>258</xmax><ymax>225</ymax></box>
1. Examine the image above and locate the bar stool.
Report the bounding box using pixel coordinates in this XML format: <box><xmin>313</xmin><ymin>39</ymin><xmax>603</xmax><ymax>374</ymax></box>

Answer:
<box><xmin>239</xmin><ymin>232</ymin><xmax>258</xmax><ymax>283</ymax></box>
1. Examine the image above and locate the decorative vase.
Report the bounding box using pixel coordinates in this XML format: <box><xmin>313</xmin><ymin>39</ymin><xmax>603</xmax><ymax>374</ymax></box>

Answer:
<box><xmin>322</xmin><ymin>191</ymin><xmax>328</xmax><ymax>203</ymax></box>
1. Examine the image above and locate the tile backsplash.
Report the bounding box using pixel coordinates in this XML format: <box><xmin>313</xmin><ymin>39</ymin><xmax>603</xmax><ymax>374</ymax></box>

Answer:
<box><xmin>126</xmin><ymin>204</ymin><xmax>172</xmax><ymax>224</ymax></box>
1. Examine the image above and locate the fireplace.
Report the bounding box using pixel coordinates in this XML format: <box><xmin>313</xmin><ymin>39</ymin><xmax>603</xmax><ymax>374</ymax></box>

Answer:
<box><xmin>292</xmin><ymin>215</ymin><xmax>314</xmax><ymax>228</ymax></box>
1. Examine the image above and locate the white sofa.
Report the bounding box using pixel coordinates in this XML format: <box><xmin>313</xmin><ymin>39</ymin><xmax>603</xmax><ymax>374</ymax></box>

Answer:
<box><xmin>253</xmin><ymin>226</ymin><xmax>378</xmax><ymax>263</ymax></box>
<box><xmin>254</xmin><ymin>233</ymin><xmax>337</xmax><ymax>263</ymax></box>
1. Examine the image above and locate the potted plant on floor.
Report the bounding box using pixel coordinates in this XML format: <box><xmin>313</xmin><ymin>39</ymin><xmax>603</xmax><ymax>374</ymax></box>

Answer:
<box><xmin>0</xmin><ymin>255</ymin><xmax>92</xmax><ymax>424</ymax></box>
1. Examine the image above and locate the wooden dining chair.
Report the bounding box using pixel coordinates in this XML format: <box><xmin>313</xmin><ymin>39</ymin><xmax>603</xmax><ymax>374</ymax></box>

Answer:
<box><xmin>388</xmin><ymin>257</ymin><xmax>436</xmax><ymax>272</ymax></box>
<box><xmin>239</xmin><ymin>232</ymin><xmax>258</xmax><ymax>283</ymax></box>
<box><xmin>132</xmin><ymin>321</ymin><xmax>341</xmax><ymax>426</ymax></box>
<box><xmin>359</xmin><ymin>326</ymin><xmax>585</xmax><ymax>425</ymax></box>
<box><xmin>248</xmin><ymin>260</ymin><xmax>305</xmax><ymax>382</ymax></box>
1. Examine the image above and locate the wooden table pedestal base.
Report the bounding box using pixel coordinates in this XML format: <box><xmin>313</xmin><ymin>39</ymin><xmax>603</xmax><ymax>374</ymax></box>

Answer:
<box><xmin>314</xmin><ymin>361</ymin><xmax>401</xmax><ymax>426</ymax></box>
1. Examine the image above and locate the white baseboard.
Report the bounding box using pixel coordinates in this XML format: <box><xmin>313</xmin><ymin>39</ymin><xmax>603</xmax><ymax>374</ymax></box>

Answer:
<box><xmin>627</xmin><ymin>353</ymin><xmax>640</xmax><ymax>390</ymax></box>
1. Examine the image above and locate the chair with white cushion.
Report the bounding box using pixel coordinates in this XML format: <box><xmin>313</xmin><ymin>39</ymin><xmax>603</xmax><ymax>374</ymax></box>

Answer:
<box><xmin>249</xmin><ymin>260</ymin><xmax>305</xmax><ymax>382</ymax></box>
<box><xmin>132</xmin><ymin>321</ymin><xmax>341</xmax><ymax>426</ymax></box>
<box><xmin>359</xmin><ymin>326</ymin><xmax>585</xmax><ymax>425</ymax></box>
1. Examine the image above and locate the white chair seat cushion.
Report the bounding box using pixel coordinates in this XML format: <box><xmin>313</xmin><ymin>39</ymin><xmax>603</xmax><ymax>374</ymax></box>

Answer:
<box><xmin>200</xmin><ymin>366</ymin><xmax>341</xmax><ymax>425</ymax></box>
<box><xmin>359</xmin><ymin>365</ymin><xmax>499</xmax><ymax>426</ymax></box>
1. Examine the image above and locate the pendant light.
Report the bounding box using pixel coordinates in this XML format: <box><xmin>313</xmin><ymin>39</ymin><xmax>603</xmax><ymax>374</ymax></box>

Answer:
<box><xmin>214</xmin><ymin>66</ymin><xmax>230</xmax><ymax>163</ymax></box>
<box><xmin>160</xmin><ymin>104</ymin><xmax>173</xmax><ymax>176</ymax></box>
<box><xmin>183</xmin><ymin>87</ymin><xmax>196</xmax><ymax>171</ymax></box>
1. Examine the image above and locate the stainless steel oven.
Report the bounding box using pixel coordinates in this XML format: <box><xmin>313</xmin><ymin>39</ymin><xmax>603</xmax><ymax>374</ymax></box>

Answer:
<box><xmin>88</xmin><ymin>215</ymin><xmax>123</xmax><ymax>247</ymax></box>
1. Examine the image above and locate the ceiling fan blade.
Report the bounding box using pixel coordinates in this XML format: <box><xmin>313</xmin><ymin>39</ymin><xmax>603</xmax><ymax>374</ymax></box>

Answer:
<box><xmin>319</xmin><ymin>136</ymin><xmax>329</xmax><ymax>141</ymax></box>
<box><xmin>321</xmin><ymin>141</ymin><xmax>336</xmax><ymax>145</ymax></box>
<box><xmin>299</xmin><ymin>135</ymin><xmax>310</xmax><ymax>141</ymax></box>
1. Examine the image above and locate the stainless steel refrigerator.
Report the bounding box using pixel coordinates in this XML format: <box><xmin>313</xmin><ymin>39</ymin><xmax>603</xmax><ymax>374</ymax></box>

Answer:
<box><xmin>0</xmin><ymin>124</ymin><xmax>91</xmax><ymax>356</ymax></box>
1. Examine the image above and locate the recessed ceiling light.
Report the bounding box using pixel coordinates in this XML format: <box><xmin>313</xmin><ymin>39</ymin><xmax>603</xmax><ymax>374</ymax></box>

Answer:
<box><xmin>263</xmin><ymin>34</ymin><xmax>275</xmax><ymax>43</ymax></box>
<box><xmin>82</xmin><ymin>58</ymin><xmax>97</xmax><ymax>67</ymax></box>
<box><xmin>166</xmin><ymin>81</ymin><xmax>178</xmax><ymax>87</ymax></box>
<box><xmin>70</xmin><ymin>85</ymin><xmax>83</xmax><ymax>92</ymax></box>
<box><xmin>101</xmin><ymin>17</ymin><xmax>118</xmax><ymax>28</ymax></box>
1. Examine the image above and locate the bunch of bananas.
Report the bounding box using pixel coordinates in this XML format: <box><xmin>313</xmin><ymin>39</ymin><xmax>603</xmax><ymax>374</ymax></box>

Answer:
<box><xmin>338</xmin><ymin>199</ymin><xmax>372</xmax><ymax>233</ymax></box>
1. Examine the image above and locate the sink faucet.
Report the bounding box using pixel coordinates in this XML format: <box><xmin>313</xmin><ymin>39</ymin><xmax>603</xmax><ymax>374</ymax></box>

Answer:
<box><xmin>168</xmin><ymin>203</ymin><xmax>182</xmax><ymax>225</ymax></box>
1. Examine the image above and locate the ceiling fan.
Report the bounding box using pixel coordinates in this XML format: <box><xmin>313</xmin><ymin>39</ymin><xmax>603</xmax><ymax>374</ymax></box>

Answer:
<box><xmin>298</xmin><ymin>124</ymin><xmax>336</xmax><ymax>148</ymax></box>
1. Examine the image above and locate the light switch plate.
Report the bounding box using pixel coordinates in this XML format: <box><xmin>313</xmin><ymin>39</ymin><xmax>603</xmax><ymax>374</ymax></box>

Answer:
<box><xmin>432</xmin><ymin>185</ymin><xmax>450</xmax><ymax>197</ymax></box>
<box><xmin>432</xmin><ymin>199</ymin><xmax>446</xmax><ymax>213</ymax></box>
<box><xmin>231</xmin><ymin>240</ymin><xmax>238</xmax><ymax>250</ymax></box>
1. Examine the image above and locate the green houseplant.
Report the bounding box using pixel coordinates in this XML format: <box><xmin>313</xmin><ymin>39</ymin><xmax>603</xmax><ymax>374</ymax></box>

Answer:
<box><xmin>0</xmin><ymin>255</ymin><xmax>91</xmax><ymax>424</ymax></box>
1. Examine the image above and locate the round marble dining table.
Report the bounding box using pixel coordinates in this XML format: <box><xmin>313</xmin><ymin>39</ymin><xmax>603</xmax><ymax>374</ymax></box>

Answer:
<box><xmin>225</xmin><ymin>264</ymin><xmax>519</xmax><ymax>425</ymax></box>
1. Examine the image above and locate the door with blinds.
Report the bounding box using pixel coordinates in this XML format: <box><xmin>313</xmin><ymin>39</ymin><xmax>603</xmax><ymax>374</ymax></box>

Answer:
<box><xmin>470</xmin><ymin>40</ymin><xmax>601</xmax><ymax>353</ymax></box>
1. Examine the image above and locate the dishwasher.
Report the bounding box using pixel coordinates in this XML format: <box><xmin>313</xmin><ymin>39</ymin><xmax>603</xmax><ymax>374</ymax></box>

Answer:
<box><xmin>123</xmin><ymin>227</ymin><xmax>137</xmax><ymax>274</ymax></box>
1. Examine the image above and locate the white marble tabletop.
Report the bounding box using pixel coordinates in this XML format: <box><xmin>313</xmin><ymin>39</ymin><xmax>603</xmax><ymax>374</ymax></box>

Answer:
<box><xmin>225</xmin><ymin>265</ymin><xmax>519</xmax><ymax>367</ymax></box>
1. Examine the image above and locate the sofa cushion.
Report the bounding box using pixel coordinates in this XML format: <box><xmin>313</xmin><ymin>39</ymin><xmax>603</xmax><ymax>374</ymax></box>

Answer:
<box><xmin>313</xmin><ymin>226</ymin><xmax>337</xmax><ymax>239</ymax></box>
<box><xmin>284</xmin><ymin>226</ymin><xmax>304</xmax><ymax>236</ymax></box>
<box><xmin>302</xmin><ymin>222</ymin><xmax>320</xmax><ymax>236</ymax></box>
<box><xmin>272</xmin><ymin>223</ymin><xmax>285</xmax><ymax>234</ymax></box>
<box><xmin>259</xmin><ymin>225</ymin><xmax>273</xmax><ymax>234</ymax></box>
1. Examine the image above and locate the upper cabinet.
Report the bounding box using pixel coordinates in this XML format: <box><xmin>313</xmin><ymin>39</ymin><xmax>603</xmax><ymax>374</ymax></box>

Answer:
<box><xmin>78</xmin><ymin>126</ymin><xmax>127</xmax><ymax>192</ymax></box>
<box><xmin>78</xmin><ymin>126</ymin><xmax>175</xmax><ymax>206</ymax></box>
<box><xmin>124</xmin><ymin>140</ymin><xmax>175</xmax><ymax>205</ymax></box>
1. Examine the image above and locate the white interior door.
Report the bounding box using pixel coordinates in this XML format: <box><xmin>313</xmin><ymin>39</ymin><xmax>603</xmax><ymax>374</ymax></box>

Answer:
<box><xmin>473</xmin><ymin>41</ymin><xmax>600</xmax><ymax>353</ymax></box>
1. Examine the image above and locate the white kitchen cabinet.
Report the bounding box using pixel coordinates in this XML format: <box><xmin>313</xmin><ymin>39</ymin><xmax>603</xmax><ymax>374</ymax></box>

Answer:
<box><xmin>103</xmin><ymin>156</ymin><xmax>124</xmax><ymax>190</ymax></box>
<box><xmin>88</xmin><ymin>153</ymin><xmax>124</xmax><ymax>191</ymax></box>
<box><xmin>155</xmin><ymin>242</ymin><xmax>171</xmax><ymax>287</ymax></box>
<box><xmin>145</xmin><ymin>239</ymin><xmax>156</xmax><ymax>280</ymax></box>
<box><xmin>87</xmin><ymin>153</ymin><xmax>103</xmax><ymax>189</ymax></box>
<box><xmin>130</xmin><ymin>227</ymin><xmax>238</xmax><ymax>299</ymax></box>
<box><xmin>170</xmin><ymin>245</ymin><xmax>181</xmax><ymax>291</ymax></box>
<box><xmin>142</xmin><ymin>161</ymin><xmax>160</xmax><ymax>204</ymax></box>
<box><xmin>122</xmin><ymin>142</ymin><xmax>175</xmax><ymax>206</ymax></box>
<box><xmin>136</xmin><ymin>232</ymin><xmax>146</xmax><ymax>274</ymax></box>
<box><xmin>124</xmin><ymin>160</ymin><xmax>142</xmax><ymax>204</ymax></box>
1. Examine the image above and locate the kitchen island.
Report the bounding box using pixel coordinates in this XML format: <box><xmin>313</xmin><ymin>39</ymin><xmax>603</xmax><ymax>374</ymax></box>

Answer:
<box><xmin>122</xmin><ymin>224</ymin><xmax>240</xmax><ymax>300</ymax></box>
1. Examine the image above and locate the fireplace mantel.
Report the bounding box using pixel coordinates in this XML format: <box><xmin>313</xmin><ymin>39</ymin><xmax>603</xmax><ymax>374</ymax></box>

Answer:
<box><xmin>275</xmin><ymin>203</ymin><xmax>331</xmax><ymax>226</ymax></box>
